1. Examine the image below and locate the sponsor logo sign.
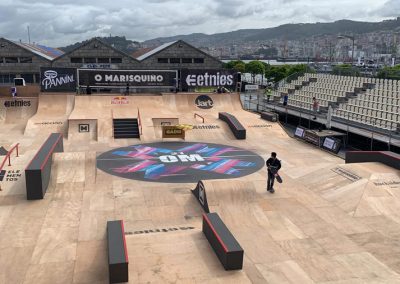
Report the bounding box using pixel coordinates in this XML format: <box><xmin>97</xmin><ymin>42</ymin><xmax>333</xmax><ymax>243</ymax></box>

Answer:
<box><xmin>162</xmin><ymin>126</ymin><xmax>185</xmax><ymax>139</ymax></box>
<box><xmin>3</xmin><ymin>100</ymin><xmax>31</xmax><ymax>108</ymax></box>
<box><xmin>81</xmin><ymin>63</ymin><xmax>117</xmax><ymax>69</ymax></box>
<box><xmin>195</xmin><ymin>95</ymin><xmax>214</xmax><ymax>109</ymax></box>
<box><xmin>182</xmin><ymin>69</ymin><xmax>237</xmax><ymax>88</ymax></box>
<box><xmin>78</xmin><ymin>69</ymin><xmax>177</xmax><ymax>88</ymax></box>
<box><xmin>245</xmin><ymin>84</ymin><xmax>259</xmax><ymax>90</ymax></box>
<box><xmin>79</xmin><ymin>124</ymin><xmax>90</xmax><ymax>133</ymax></box>
<box><xmin>40</xmin><ymin>67</ymin><xmax>77</xmax><ymax>92</ymax></box>
<box><xmin>111</xmin><ymin>96</ymin><xmax>129</xmax><ymax>105</ymax></box>
<box><xmin>96</xmin><ymin>142</ymin><xmax>265</xmax><ymax>183</ymax></box>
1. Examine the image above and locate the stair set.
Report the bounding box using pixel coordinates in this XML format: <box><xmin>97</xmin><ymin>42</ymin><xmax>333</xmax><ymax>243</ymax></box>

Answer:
<box><xmin>113</xmin><ymin>118</ymin><xmax>140</xmax><ymax>139</ymax></box>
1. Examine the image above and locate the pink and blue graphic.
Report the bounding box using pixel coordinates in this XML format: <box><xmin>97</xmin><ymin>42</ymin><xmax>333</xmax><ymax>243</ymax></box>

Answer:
<box><xmin>97</xmin><ymin>142</ymin><xmax>264</xmax><ymax>183</ymax></box>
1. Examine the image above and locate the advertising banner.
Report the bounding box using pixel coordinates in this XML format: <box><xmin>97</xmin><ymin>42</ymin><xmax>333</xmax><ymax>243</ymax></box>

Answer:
<box><xmin>78</xmin><ymin>69</ymin><xmax>177</xmax><ymax>88</ymax></box>
<box><xmin>40</xmin><ymin>67</ymin><xmax>77</xmax><ymax>92</ymax></box>
<box><xmin>162</xmin><ymin>126</ymin><xmax>185</xmax><ymax>139</ymax></box>
<box><xmin>181</xmin><ymin>69</ymin><xmax>237</xmax><ymax>89</ymax></box>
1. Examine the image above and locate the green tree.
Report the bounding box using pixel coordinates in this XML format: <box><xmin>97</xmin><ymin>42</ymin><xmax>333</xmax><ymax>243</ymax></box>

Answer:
<box><xmin>233</xmin><ymin>62</ymin><xmax>246</xmax><ymax>73</ymax></box>
<box><xmin>223</xmin><ymin>60</ymin><xmax>245</xmax><ymax>70</ymax></box>
<box><xmin>377</xmin><ymin>65</ymin><xmax>400</xmax><ymax>80</ymax></box>
<box><xmin>245</xmin><ymin>61</ymin><xmax>266</xmax><ymax>82</ymax></box>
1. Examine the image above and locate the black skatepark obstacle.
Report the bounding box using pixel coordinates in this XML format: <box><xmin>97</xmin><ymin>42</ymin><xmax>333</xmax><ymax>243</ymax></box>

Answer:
<box><xmin>202</xmin><ymin>212</ymin><xmax>244</xmax><ymax>270</ymax></box>
<box><xmin>107</xmin><ymin>220</ymin><xmax>129</xmax><ymax>284</ymax></box>
<box><xmin>219</xmin><ymin>112</ymin><xmax>246</xmax><ymax>139</ymax></box>
<box><xmin>25</xmin><ymin>133</ymin><xmax>63</xmax><ymax>200</ymax></box>
<box><xmin>346</xmin><ymin>151</ymin><xmax>400</xmax><ymax>170</ymax></box>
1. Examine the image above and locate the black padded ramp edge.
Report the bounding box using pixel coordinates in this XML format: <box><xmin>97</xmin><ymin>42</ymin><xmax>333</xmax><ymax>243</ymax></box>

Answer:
<box><xmin>202</xmin><ymin>213</ymin><xmax>244</xmax><ymax>270</ymax></box>
<box><xmin>345</xmin><ymin>151</ymin><xmax>400</xmax><ymax>170</ymax></box>
<box><xmin>25</xmin><ymin>133</ymin><xmax>63</xmax><ymax>200</ymax></box>
<box><xmin>219</xmin><ymin>112</ymin><xmax>246</xmax><ymax>139</ymax></box>
<box><xmin>107</xmin><ymin>220</ymin><xmax>129</xmax><ymax>284</ymax></box>
<box><xmin>260</xmin><ymin>111</ymin><xmax>278</xmax><ymax>122</ymax></box>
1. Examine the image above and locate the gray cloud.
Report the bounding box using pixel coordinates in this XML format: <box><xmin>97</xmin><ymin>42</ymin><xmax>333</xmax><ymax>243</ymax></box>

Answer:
<box><xmin>0</xmin><ymin>0</ymin><xmax>396</xmax><ymax>46</ymax></box>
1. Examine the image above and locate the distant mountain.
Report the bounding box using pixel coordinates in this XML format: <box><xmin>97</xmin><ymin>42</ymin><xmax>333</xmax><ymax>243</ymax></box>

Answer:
<box><xmin>59</xmin><ymin>36</ymin><xmax>140</xmax><ymax>53</ymax></box>
<box><xmin>143</xmin><ymin>18</ymin><xmax>400</xmax><ymax>47</ymax></box>
<box><xmin>59</xmin><ymin>18</ymin><xmax>400</xmax><ymax>51</ymax></box>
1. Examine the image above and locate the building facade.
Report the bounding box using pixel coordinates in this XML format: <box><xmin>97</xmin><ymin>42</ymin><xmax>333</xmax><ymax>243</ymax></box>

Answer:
<box><xmin>0</xmin><ymin>38</ymin><xmax>54</xmax><ymax>84</ymax></box>
<box><xmin>0</xmin><ymin>37</ymin><xmax>224</xmax><ymax>87</ymax></box>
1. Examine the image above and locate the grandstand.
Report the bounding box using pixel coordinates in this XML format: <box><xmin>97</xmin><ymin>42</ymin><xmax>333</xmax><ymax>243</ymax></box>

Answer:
<box><xmin>273</xmin><ymin>73</ymin><xmax>399</xmax><ymax>132</ymax></box>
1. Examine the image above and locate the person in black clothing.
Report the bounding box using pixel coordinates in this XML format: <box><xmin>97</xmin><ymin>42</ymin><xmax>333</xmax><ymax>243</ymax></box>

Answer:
<box><xmin>266</xmin><ymin>152</ymin><xmax>281</xmax><ymax>193</ymax></box>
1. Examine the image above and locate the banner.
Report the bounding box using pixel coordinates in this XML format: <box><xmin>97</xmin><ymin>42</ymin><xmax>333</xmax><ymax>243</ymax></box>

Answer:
<box><xmin>78</xmin><ymin>69</ymin><xmax>177</xmax><ymax>88</ymax></box>
<box><xmin>162</xmin><ymin>126</ymin><xmax>185</xmax><ymax>139</ymax></box>
<box><xmin>40</xmin><ymin>67</ymin><xmax>77</xmax><ymax>92</ymax></box>
<box><xmin>181</xmin><ymin>69</ymin><xmax>237</xmax><ymax>89</ymax></box>
<box><xmin>191</xmin><ymin>180</ymin><xmax>210</xmax><ymax>213</ymax></box>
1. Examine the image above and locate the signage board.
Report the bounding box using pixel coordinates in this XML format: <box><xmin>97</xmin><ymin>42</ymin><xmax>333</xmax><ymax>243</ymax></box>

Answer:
<box><xmin>195</xmin><ymin>95</ymin><xmax>213</xmax><ymax>109</ymax></box>
<box><xmin>162</xmin><ymin>126</ymin><xmax>185</xmax><ymax>139</ymax></box>
<box><xmin>294</xmin><ymin>127</ymin><xmax>305</xmax><ymax>138</ymax></box>
<box><xmin>245</xmin><ymin>84</ymin><xmax>259</xmax><ymax>91</ymax></box>
<box><xmin>181</xmin><ymin>69</ymin><xmax>237</xmax><ymax>89</ymax></box>
<box><xmin>322</xmin><ymin>137</ymin><xmax>341</xmax><ymax>154</ymax></box>
<box><xmin>78</xmin><ymin>69</ymin><xmax>177</xmax><ymax>88</ymax></box>
<box><xmin>40</xmin><ymin>67</ymin><xmax>77</xmax><ymax>92</ymax></box>
<box><xmin>81</xmin><ymin>64</ymin><xmax>117</xmax><ymax>69</ymax></box>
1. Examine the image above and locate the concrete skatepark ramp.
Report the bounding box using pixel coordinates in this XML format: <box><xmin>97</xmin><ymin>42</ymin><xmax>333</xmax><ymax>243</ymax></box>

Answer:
<box><xmin>24</xmin><ymin>94</ymin><xmax>74</xmax><ymax>137</ymax></box>
<box><xmin>1</xmin><ymin>92</ymin><xmax>400</xmax><ymax>283</ymax></box>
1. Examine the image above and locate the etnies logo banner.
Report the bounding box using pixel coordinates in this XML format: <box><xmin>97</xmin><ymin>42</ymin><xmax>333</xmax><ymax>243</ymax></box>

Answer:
<box><xmin>182</xmin><ymin>69</ymin><xmax>237</xmax><ymax>89</ymax></box>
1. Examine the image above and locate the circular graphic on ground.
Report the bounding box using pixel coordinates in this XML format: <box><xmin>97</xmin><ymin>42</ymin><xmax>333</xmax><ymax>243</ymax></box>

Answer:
<box><xmin>96</xmin><ymin>142</ymin><xmax>264</xmax><ymax>183</ymax></box>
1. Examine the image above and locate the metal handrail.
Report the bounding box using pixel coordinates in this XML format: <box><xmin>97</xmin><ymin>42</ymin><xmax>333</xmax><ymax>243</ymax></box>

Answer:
<box><xmin>137</xmin><ymin>108</ymin><xmax>143</xmax><ymax>136</ymax></box>
<box><xmin>194</xmin><ymin>113</ymin><xmax>205</xmax><ymax>123</ymax></box>
<box><xmin>0</xmin><ymin>143</ymin><xmax>20</xmax><ymax>171</ymax></box>
<box><xmin>111</xmin><ymin>110</ymin><xmax>114</xmax><ymax>138</ymax></box>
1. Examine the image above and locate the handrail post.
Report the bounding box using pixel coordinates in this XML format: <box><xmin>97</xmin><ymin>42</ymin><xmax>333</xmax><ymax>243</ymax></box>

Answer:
<box><xmin>16</xmin><ymin>145</ymin><xmax>19</xmax><ymax>157</ymax></box>
<box><xmin>8</xmin><ymin>155</ymin><xmax>11</xmax><ymax>166</ymax></box>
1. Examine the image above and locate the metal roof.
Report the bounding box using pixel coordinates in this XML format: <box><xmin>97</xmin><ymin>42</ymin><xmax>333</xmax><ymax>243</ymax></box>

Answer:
<box><xmin>12</xmin><ymin>41</ymin><xmax>64</xmax><ymax>60</ymax></box>
<box><xmin>136</xmin><ymin>41</ymin><xmax>177</xmax><ymax>61</ymax></box>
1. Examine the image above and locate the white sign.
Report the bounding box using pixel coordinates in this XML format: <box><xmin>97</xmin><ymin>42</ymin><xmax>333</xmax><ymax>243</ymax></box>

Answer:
<box><xmin>295</xmin><ymin>127</ymin><xmax>305</xmax><ymax>138</ymax></box>
<box><xmin>323</xmin><ymin>137</ymin><xmax>336</xmax><ymax>150</ymax></box>
<box><xmin>245</xmin><ymin>84</ymin><xmax>259</xmax><ymax>90</ymax></box>
<box><xmin>41</xmin><ymin>70</ymin><xmax>74</xmax><ymax>90</ymax></box>
<box><xmin>185</xmin><ymin>72</ymin><xmax>234</xmax><ymax>87</ymax></box>
<box><xmin>81</xmin><ymin>64</ymin><xmax>117</xmax><ymax>69</ymax></box>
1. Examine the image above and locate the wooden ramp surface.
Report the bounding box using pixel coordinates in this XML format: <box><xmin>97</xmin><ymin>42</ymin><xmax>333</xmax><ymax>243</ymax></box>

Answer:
<box><xmin>0</xmin><ymin>93</ymin><xmax>400</xmax><ymax>283</ymax></box>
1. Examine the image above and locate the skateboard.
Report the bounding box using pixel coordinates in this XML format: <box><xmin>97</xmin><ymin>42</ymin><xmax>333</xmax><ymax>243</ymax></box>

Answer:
<box><xmin>275</xmin><ymin>172</ymin><xmax>283</xmax><ymax>183</ymax></box>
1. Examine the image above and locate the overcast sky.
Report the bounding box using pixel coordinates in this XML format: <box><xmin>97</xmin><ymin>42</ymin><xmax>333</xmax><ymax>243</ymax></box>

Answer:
<box><xmin>0</xmin><ymin>0</ymin><xmax>398</xmax><ymax>47</ymax></box>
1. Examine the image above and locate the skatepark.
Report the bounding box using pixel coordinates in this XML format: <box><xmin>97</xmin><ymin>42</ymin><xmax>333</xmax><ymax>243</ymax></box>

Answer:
<box><xmin>1</xmin><ymin>89</ymin><xmax>400</xmax><ymax>283</ymax></box>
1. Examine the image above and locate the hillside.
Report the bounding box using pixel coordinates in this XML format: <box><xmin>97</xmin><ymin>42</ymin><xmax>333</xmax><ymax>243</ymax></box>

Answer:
<box><xmin>143</xmin><ymin>18</ymin><xmax>400</xmax><ymax>46</ymax></box>
<box><xmin>60</xmin><ymin>36</ymin><xmax>140</xmax><ymax>53</ymax></box>
<box><xmin>59</xmin><ymin>18</ymin><xmax>400</xmax><ymax>51</ymax></box>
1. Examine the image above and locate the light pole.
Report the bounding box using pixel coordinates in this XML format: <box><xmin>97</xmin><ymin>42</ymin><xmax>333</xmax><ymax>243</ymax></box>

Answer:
<box><xmin>338</xmin><ymin>35</ymin><xmax>355</xmax><ymax>65</ymax></box>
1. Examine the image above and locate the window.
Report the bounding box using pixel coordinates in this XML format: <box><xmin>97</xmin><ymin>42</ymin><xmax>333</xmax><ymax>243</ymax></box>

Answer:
<box><xmin>21</xmin><ymin>74</ymin><xmax>34</xmax><ymax>83</ymax></box>
<box><xmin>111</xmin><ymin>57</ymin><xmax>122</xmax><ymax>63</ymax></box>
<box><xmin>19</xmin><ymin>57</ymin><xmax>32</xmax><ymax>63</ymax></box>
<box><xmin>157</xmin><ymin>58</ymin><xmax>168</xmax><ymax>63</ymax></box>
<box><xmin>71</xmin><ymin>57</ymin><xmax>83</xmax><ymax>63</ymax></box>
<box><xmin>169</xmin><ymin>58</ymin><xmax>180</xmax><ymax>64</ymax></box>
<box><xmin>84</xmin><ymin>57</ymin><xmax>96</xmax><ymax>63</ymax></box>
<box><xmin>0</xmin><ymin>57</ymin><xmax>4</xmax><ymax>63</ymax></box>
<box><xmin>98</xmin><ymin>57</ymin><xmax>110</xmax><ymax>63</ymax></box>
<box><xmin>194</xmin><ymin>58</ymin><xmax>204</xmax><ymax>64</ymax></box>
<box><xmin>5</xmin><ymin>57</ymin><xmax>18</xmax><ymax>63</ymax></box>
<box><xmin>182</xmin><ymin>58</ymin><xmax>193</xmax><ymax>64</ymax></box>
<box><xmin>0</xmin><ymin>74</ymin><xmax>15</xmax><ymax>84</ymax></box>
